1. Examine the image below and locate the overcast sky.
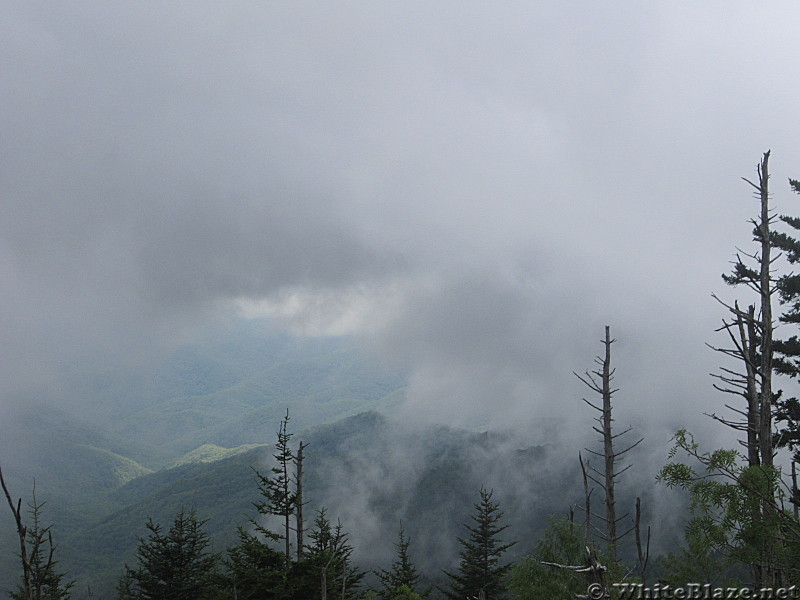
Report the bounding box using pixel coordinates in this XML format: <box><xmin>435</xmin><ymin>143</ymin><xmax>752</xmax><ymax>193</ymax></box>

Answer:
<box><xmin>4</xmin><ymin>2</ymin><xmax>800</xmax><ymax>446</ymax></box>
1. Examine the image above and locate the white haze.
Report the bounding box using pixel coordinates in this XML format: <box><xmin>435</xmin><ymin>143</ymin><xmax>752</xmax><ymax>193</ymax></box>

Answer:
<box><xmin>2</xmin><ymin>2</ymin><xmax>800</xmax><ymax>478</ymax></box>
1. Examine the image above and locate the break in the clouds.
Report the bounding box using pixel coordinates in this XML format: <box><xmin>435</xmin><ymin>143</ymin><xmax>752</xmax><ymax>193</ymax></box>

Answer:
<box><xmin>3</xmin><ymin>1</ymin><xmax>800</xmax><ymax>430</ymax></box>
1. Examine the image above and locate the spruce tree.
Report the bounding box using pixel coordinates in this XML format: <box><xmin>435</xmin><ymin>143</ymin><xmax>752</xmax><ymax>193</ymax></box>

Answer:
<box><xmin>119</xmin><ymin>507</ymin><xmax>220</xmax><ymax>600</ymax></box>
<box><xmin>442</xmin><ymin>487</ymin><xmax>515</xmax><ymax>600</ymax></box>
<box><xmin>376</xmin><ymin>524</ymin><xmax>425</xmax><ymax>600</ymax></box>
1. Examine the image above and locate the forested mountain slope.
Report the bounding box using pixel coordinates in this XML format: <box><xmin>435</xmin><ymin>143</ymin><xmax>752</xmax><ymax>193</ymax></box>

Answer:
<box><xmin>0</xmin><ymin>408</ymin><xmax>580</xmax><ymax>598</ymax></box>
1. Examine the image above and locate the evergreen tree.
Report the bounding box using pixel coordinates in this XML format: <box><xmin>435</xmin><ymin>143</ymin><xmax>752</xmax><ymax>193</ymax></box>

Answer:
<box><xmin>376</xmin><ymin>524</ymin><xmax>426</xmax><ymax>600</ymax></box>
<box><xmin>289</xmin><ymin>508</ymin><xmax>364</xmax><ymax>600</ymax></box>
<box><xmin>388</xmin><ymin>586</ymin><xmax>425</xmax><ymax>600</ymax></box>
<box><xmin>223</xmin><ymin>526</ymin><xmax>285</xmax><ymax>600</ymax></box>
<box><xmin>768</xmin><ymin>177</ymin><xmax>800</xmax><ymax>460</ymax></box>
<box><xmin>442</xmin><ymin>487</ymin><xmax>515</xmax><ymax>600</ymax></box>
<box><xmin>119</xmin><ymin>507</ymin><xmax>220</xmax><ymax>600</ymax></box>
<box><xmin>254</xmin><ymin>410</ymin><xmax>297</xmax><ymax>565</ymax></box>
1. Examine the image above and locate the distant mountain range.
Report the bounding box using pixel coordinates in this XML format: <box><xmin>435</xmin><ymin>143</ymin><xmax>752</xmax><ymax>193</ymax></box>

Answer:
<box><xmin>0</xmin><ymin>322</ymin><xmax>653</xmax><ymax>598</ymax></box>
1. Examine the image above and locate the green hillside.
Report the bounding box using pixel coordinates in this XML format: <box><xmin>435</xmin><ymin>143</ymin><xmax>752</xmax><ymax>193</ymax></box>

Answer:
<box><xmin>22</xmin><ymin>411</ymin><xmax>574</xmax><ymax>598</ymax></box>
<box><xmin>0</xmin><ymin>328</ymin><xmax>617</xmax><ymax>599</ymax></box>
<box><xmin>104</xmin><ymin>326</ymin><xmax>407</xmax><ymax>465</ymax></box>
<box><xmin>0</xmin><ymin>405</ymin><xmax>577</xmax><ymax>599</ymax></box>
<box><xmin>170</xmin><ymin>443</ymin><xmax>266</xmax><ymax>467</ymax></box>
<box><xmin>65</xmin><ymin>446</ymin><xmax>270</xmax><ymax>593</ymax></box>
<box><xmin>0</xmin><ymin>327</ymin><xmax>409</xmax><ymax>596</ymax></box>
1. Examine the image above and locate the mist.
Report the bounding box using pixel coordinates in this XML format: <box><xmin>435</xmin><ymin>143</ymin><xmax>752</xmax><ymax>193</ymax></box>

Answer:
<box><xmin>4</xmin><ymin>5</ymin><xmax>800</xmax><ymax>593</ymax></box>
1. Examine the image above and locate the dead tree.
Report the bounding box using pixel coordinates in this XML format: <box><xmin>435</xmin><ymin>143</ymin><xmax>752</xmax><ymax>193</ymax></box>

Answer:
<box><xmin>708</xmin><ymin>301</ymin><xmax>762</xmax><ymax>466</ymax></box>
<box><xmin>294</xmin><ymin>440</ymin><xmax>308</xmax><ymax>561</ymax></box>
<box><xmin>752</xmin><ymin>152</ymin><xmax>777</xmax><ymax>472</ymax></box>
<box><xmin>542</xmin><ymin>546</ymin><xmax>609</xmax><ymax>599</ymax></box>
<box><xmin>0</xmin><ymin>465</ymin><xmax>72</xmax><ymax>600</ymax></box>
<box><xmin>1</xmin><ymin>465</ymin><xmax>32</xmax><ymax>600</ymax></box>
<box><xmin>710</xmin><ymin>151</ymin><xmax>777</xmax><ymax>470</ymax></box>
<box><xmin>792</xmin><ymin>461</ymin><xmax>799</xmax><ymax>520</ymax></box>
<box><xmin>578</xmin><ymin>453</ymin><xmax>592</xmax><ymax>545</ymax></box>
<box><xmin>634</xmin><ymin>497</ymin><xmax>650</xmax><ymax>587</ymax></box>
<box><xmin>575</xmin><ymin>326</ymin><xmax>642</xmax><ymax>563</ymax></box>
<box><xmin>706</xmin><ymin>152</ymin><xmax>783</xmax><ymax>587</ymax></box>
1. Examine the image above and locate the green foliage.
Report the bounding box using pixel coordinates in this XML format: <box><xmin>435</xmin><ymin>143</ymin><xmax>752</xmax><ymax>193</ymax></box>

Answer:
<box><xmin>376</xmin><ymin>525</ymin><xmax>426</xmax><ymax>600</ymax></box>
<box><xmin>170</xmin><ymin>443</ymin><xmax>265</xmax><ymax>467</ymax></box>
<box><xmin>105</xmin><ymin>331</ymin><xmax>408</xmax><ymax>464</ymax></box>
<box><xmin>2</xmin><ymin>409</ymin><xmax>569</xmax><ymax>596</ymax></box>
<box><xmin>253</xmin><ymin>411</ymin><xmax>297</xmax><ymax>564</ymax></box>
<box><xmin>287</xmin><ymin>508</ymin><xmax>364</xmax><ymax>600</ymax></box>
<box><xmin>389</xmin><ymin>585</ymin><xmax>425</xmax><ymax>600</ymax></box>
<box><xmin>658</xmin><ymin>430</ymin><xmax>800</xmax><ymax>585</ymax></box>
<box><xmin>507</xmin><ymin>517</ymin><xmax>586</xmax><ymax>600</ymax></box>
<box><xmin>442</xmin><ymin>487</ymin><xmax>515</xmax><ymax>600</ymax></box>
<box><xmin>770</xmin><ymin>181</ymin><xmax>800</xmax><ymax>457</ymax></box>
<box><xmin>118</xmin><ymin>507</ymin><xmax>221</xmax><ymax>600</ymax></box>
<box><xmin>222</xmin><ymin>527</ymin><xmax>285</xmax><ymax>599</ymax></box>
<box><xmin>659</xmin><ymin>518</ymin><xmax>739</xmax><ymax>588</ymax></box>
<box><xmin>507</xmin><ymin>516</ymin><xmax>631</xmax><ymax>600</ymax></box>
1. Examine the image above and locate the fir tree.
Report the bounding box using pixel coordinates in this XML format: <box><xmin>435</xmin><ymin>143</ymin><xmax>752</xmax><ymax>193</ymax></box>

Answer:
<box><xmin>442</xmin><ymin>487</ymin><xmax>515</xmax><ymax>600</ymax></box>
<box><xmin>223</xmin><ymin>526</ymin><xmax>286</xmax><ymax>600</ymax></box>
<box><xmin>376</xmin><ymin>524</ymin><xmax>426</xmax><ymax>600</ymax></box>
<box><xmin>769</xmin><ymin>177</ymin><xmax>800</xmax><ymax>460</ymax></box>
<box><xmin>290</xmin><ymin>508</ymin><xmax>364</xmax><ymax>600</ymax></box>
<box><xmin>254</xmin><ymin>410</ymin><xmax>297</xmax><ymax>565</ymax></box>
<box><xmin>389</xmin><ymin>586</ymin><xmax>425</xmax><ymax>600</ymax></box>
<box><xmin>119</xmin><ymin>507</ymin><xmax>220</xmax><ymax>600</ymax></box>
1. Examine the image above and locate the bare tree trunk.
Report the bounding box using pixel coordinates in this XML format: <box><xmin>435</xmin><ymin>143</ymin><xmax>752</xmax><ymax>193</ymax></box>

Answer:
<box><xmin>295</xmin><ymin>441</ymin><xmax>308</xmax><ymax>561</ymax></box>
<box><xmin>341</xmin><ymin>554</ymin><xmax>347</xmax><ymax>600</ymax></box>
<box><xmin>579</xmin><ymin>452</ymin><xmax>592</xmax><ymax>545</ymax></box>
<box><xmin>711</xmin><ymin>151</ymin><xmax>780</xmax><ymax>589</ymax></box>
<box><xmin>755</xmin><ymin>151</ymin><xmax>775</xmax><ymax>471</ymax></box>
<box><xmin>635</xmin><ymin>497</ymin><xmax>650</xmax><ymax>588</ymax></box>
<box><xmin>792</xmin><ymin>460</ymin><xmax>799</xmax><ymax>520</ymax></box>
<box><xmin>576</xmin><ymin>326</ymin><xmax>642</xmax><ymax>564</ymax></box>
<box><xmin>542</xmin><ymin>547</ymin><xmax>608</xmax><ymax>599</ymax></box>
<box><xmin>751</xmin><ymin>152</ymin><xmax>777</xmax><ymax>588</ymax></box>
<box><xmin>599</xmin><ymin>327</ymin><xmax>617</xmax><ymax>562</ymax></box>
<box><xmin>0</xmin><ymin>465</ymin><xmax>32</xmax><ymax>600</ymax></box>
<box><xmin>744</xmin><ymin>306</ymin><xmax>761</xmax><ymax>467</ymax></box>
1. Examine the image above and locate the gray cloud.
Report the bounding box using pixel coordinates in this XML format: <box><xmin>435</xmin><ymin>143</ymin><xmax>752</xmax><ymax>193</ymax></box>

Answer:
<box><xmin>3</xmin><ymin>0</ymin><xmax>800</xmax><ymax>449</ymax></box>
